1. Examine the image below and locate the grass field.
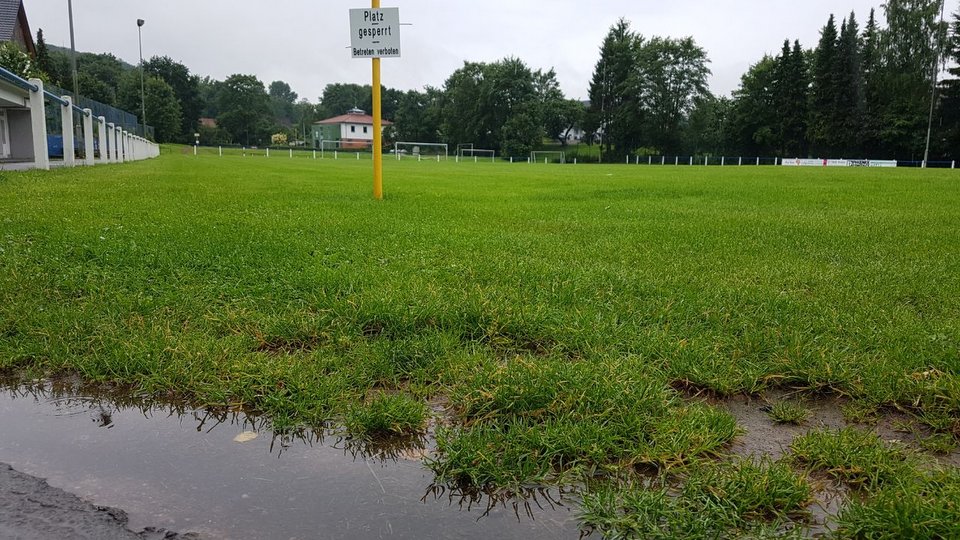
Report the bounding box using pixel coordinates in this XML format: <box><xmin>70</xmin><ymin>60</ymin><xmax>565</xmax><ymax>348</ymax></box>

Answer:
<box><xmin>2</xmin><ymin>148</ymin><xmax>959</xmax><ymax>537</ymax></box>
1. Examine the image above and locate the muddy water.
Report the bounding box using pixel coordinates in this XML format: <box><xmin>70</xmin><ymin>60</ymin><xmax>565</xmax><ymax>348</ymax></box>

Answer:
<box><xmin>0</xmin><ymin>384</ymin><xmax>579</xmax><ymax>539</ymax></box>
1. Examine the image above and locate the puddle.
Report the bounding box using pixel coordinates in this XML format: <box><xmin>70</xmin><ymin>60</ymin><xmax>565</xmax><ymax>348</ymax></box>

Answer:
<box><xmin>0</xmin><ymin>382</ymin><xmax>579</xmax><ymax>539</ymax></box>
<box><xmin>721</xmin><ymin>390</ymin><xmax>846</xmax><ymax>461</ymax></box>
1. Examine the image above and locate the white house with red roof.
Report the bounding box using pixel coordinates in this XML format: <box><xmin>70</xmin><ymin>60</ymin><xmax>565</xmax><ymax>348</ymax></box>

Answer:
<box><xmin>312</xmin><ymin>107</ymin><xmax>392</xmax><ymax>150</ymax></box>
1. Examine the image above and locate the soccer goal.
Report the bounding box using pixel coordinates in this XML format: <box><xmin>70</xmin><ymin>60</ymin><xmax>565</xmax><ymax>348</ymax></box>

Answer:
<box><xmin>531</xmin><ymin>151</ymin><xmax>566</xmax><ymax>164</ymax></box>
<box><xmin>394</xmin><ymin>141</ymin><xmax>449</xmax><ymax>161</ymax></box>
<box><xmin>459</xmin><ymin>148</ymin><xmax>496</xmax><ymax>162</ymax></box>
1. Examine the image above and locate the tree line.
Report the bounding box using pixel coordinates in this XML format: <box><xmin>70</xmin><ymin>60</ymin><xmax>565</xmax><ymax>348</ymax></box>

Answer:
<box><xmin>2</xmin><ymin>0</ymin><xmax>956</xmax><ymax>160</ymax></box>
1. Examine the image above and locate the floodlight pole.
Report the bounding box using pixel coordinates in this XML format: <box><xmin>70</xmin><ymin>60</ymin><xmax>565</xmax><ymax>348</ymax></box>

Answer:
<box><xmin>922</xmin><ymin>0</ymin><xmax>946</xmax><ymax>169</ymax></box>
<box><xmin>67</xmin><ymin>0</ymin><xmax>78</xmax><ymax>98</ymax></box>
<box><xmin>371</xmin><ymin>0</ymin><xmax>383</xmax><ymax>200</ymax></box>
<box><xmin>137</xmin><ymin>19</ymin><xmax>146</xmax><ymax>138</ymax></box>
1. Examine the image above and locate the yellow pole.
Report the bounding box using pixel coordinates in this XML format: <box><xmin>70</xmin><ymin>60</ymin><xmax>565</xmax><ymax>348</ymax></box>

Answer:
<box><xmin>371</xmin><ymin>0</ymin><xmax>383</xmax><ymax>200</ymax></box>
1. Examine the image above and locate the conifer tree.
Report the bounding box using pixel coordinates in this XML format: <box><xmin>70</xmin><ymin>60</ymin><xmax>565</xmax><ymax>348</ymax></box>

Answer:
<box><xmin>809</xmin><ymin>14</ymin><xmax>840</xmax><ymax>156</ymax></box>
<box><xmin>835</xmin><ymin>12</ymin><xmax>864</xmax><ymax>155</ymax></box>
<box><xmin>34</xmin><ymin>29</ymin><xmax>51</xmax><ymax>81</ymax></box>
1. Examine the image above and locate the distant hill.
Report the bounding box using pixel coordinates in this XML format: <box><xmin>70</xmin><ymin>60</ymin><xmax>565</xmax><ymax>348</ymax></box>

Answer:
<box><xmin>47</xmin><ymin>43</ymin><xmax>136</xmax><ymax>70</ymax></box>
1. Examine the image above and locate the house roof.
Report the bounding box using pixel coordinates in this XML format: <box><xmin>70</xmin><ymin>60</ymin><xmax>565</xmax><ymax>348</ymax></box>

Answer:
<box><xmin>0</xmin><ymin>0</ymin><xmax>34</xmax><ymax>55</ymax></box>
<box><xmin>315</xmin><ymin>113</ymin><xmax>392</xmax><ymax>126</ymax></box>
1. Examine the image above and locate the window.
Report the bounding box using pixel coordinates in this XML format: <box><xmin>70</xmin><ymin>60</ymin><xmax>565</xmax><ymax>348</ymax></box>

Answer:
<box><xmin>351</xmin><ymin>125</ymin><xmax>356</xmax><ymax>133</ymax></box>
<box><xmin>363</xmin><ymin>126</ymin><xmax>368</xmax><ymax>134</ymax></box>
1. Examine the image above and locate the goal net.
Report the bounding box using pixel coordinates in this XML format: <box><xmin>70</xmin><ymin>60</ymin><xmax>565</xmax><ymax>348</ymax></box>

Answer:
<box><xmin>459</xmin><ymin>148</ymin><xmax>496</xmax><ymax>162</ymax></box>
<box><xmin>531</xmin><ymin>151</ymin><xmax>566</xmax><ymax>164</ymax></box>
<box><xmin>394</xmin><ymin>141</ymin><xmax>449</xmax><ymax>161</ymax></box>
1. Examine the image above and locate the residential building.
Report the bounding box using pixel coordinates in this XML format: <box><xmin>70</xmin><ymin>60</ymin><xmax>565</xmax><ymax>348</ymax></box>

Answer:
<box><xmin>0</xmin><ymin>0</ymin><xmax>35</xmax><ymax>55</ymax></box>
<box><xmin>312</xmin><ymin>107</ymin><xmax>391</xmax><ymax>150</ymax></box>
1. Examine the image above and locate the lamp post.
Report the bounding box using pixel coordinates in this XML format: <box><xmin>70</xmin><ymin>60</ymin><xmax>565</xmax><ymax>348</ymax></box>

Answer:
<box><xmin>137</xmin><ymin>18</ymin><xmax>146</xmax><ymax>138</ymax></box>
<box><xmin>67</xmin><ymin>0</ymin><xmax>78</xmax><ymax>98</ymax></box>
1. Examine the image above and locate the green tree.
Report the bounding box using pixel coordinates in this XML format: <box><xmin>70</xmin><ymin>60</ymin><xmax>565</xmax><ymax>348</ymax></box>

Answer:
<box><xmin>34</xmin><ymin>29</ymin><xmax>52</xmax><ymax>80</ymax></box>
<box><xmin>292</xmin><ymin>99</ymin><xmax>318</xmax><ymax>146</ymax></box>
<box><xmin>393</xmin><ymin>87</ymin><xmax>444</xmax><ymax>142</ymax></box>
<box><xmin>637</xmin><ymin>36</ymin><xmax>711</xmax><ymax>154</ymax></box>
<box><xmin>268</xmin><ymin>80</ymin><xmax>298</xmax><ymax>127</ymax></box>
<box><xmin>586</xmin><ymin>18</ymin><xmax>643</xmax><ymax>161</ymax></box>
<box><xmin>118</xmin><ymin>71</ymin><xmax>182</xmax><ymax>142</ymax></box>
<box><xmin>198</xmin><ymin>76</ymin><xmax>222</xmax><ymax>118</ymax></box>
<box><xmin>441</xmin><ymin>61</ymin><xmax>488</xmax><ymax>148</ymax></box>
<box><xmin>861</xmin><ymin>9</ymin><xmax>883</xmax><ymax>156</ymax></box>
<box><xmin>835</xmin><ymin>13</ymin><xmax>865</xmax><ymax>155</ymax></box>
<box><xmin>318</xmin><ymin>83</ymin><xmax>368</xmax><ymax>119</ymax></box>
<box><xmin>441</xmin><ymin>57</ymin><xmax>541</xmax><ymax>152</ymax></box>
<box><xmin>76</xmin><ymin>52</ymin><xmax>126</xmax><ymax>105</ymax></box>
<box><xmin>683</xmin><ymin>94</ymin><xmax>729</xmax><ymax>156</ymax></box>
<box><xmin>544</xmin><ymin>98</ymin><xmax>586</xmax><ymax>146</ymax></box>
<box><xmin>874</xmin><ymin>0</ymin><xmax>948</xmax><ymax>159</ymax></box>
<box><xmin>144</xmin><ymin>56</ymin><xmax>202</xmax><ymax>142</ymax></box>
<box><xmin>0</xmin><ymin>42</ymin><xmax>40</xmax><ymax>80</ymax></box>
<box><xmin>217</xmin><ymin>74</ymin><xmax>271</xmax><ymax>146</ymax></box>
<box><xmin>809</xmin><ymin>14</ymin><xmax>840</xmax><ymax>156</ymax></box>
<box><xmin>937</xmin><ymin>10</ymin><xmax>960</xmax><ymax>159</ymax></box>
<box><xmin>500</xmin><ymin>111</ymin><xmax>541</xmax><ymax>157</ymax></box>
<box><xmin>773</xmin><ymin>40</ymin><xmax>809</xmax><ymax>156</ymax></box>
<box><xmin>727</xmin><ymin>56</ymin><xmax>779</xmax><ymax>156</ymax></box>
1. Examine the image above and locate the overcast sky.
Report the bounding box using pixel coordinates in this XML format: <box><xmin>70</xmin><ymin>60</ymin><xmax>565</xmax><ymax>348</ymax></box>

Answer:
<box><xmin>25</xmin><ymin>0</ymin><xmax>891</xmax><ymax>102</ymax></box>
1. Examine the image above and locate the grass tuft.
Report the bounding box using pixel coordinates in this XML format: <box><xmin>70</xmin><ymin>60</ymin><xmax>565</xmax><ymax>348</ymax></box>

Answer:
<box><xmin>789</xmin><ymin>427</ymin><xmax>921</xmax><ymax>491</ymax></box>
<box><xmin>766</xmin><ymin>400</ymin><xmax>811</xmax><ymax>425</ymax></box>
<box><xmin>343</xmin><ymin>392</ymin><xmax>428</xmax><ymax>438</ymax></box>
<box><xmin>579</xmin><ymin>458</ymin><xmax>810</xmax><ymax>539</ymax></box>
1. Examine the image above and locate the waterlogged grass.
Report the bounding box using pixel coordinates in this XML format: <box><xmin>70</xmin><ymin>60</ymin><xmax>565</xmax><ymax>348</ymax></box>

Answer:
<box><xmin>792</xmin><ymin>428</ymin><xmax>960</xmax><ymax>538</ymax></box>
<box><xmin>579</xmin><ymin>459</ymin><xmax>811</xmax><ymax>538</ymax></box>
<box><xmin>344</xmin><ymin>392</ymin><xmax>428</xmax><ymax>437</ymax></box>
<box><xmin>2</xmin><ymin>148</ymin><xmax>959</xmax><ymax>536</ymax></box>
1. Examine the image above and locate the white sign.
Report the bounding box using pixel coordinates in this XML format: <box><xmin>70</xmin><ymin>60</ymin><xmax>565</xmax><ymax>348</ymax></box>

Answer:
<box><xmin>782</xmin><ymin>158</ymin><xmax>899</xmax><ymax>168</ymax></box>
<box><xmin>349</xmin><ymin>8</ymin><xmax>401</xmax><ymax>58</ymax></box>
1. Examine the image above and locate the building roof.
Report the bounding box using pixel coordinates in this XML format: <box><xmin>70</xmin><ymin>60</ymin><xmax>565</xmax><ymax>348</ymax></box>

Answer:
<box><xmin>0</xmin><ymin>0</ymin><xmax>34</xmax><ymax>55</ymax></box>
<box><xmin>315</xmin><ymin>111</ymin><xmax>393</xmax><ymax>126</ymax></box>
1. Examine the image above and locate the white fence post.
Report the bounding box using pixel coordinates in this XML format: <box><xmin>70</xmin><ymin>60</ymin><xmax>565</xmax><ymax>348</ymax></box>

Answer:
<box><xmin>219</xmin><ymin>146</ymin><xmax>222</xmax><ymax>157</ymax></box>
<box><xmin>61</xmin><ymin>96</ymin><xmax>75</xmax><ymax>167</ymax></box>
<box><xmin>689</xmin><ymin>156</ymin><xmax>693</xmax><ymax>166</ymax></box>
<box><xmin>721</xmin><ymin>156</ymin><xmax>725</xmax><ymax>167</ymax></box>
<box><xmin>289</xmin><ymin>148</ymin><xmax>293</xmax><ymax>158</ymax></box>
<box><xmin>96</xmin><ymin>116</ymin><xmax>108</xmax><ymax>164</ymax></box>
<box><xmin>82</xmin><ymin>109</ymin><xmax>94</xmax><ymax>166</ymax></box>
<box><xmin>106</xmin><ymin>123</ymin><xmax>115</xmax><ymax>161</ymax></box>
<box><xmin>756</xmin><ymin>157</ymin><xmax>760</xmax><ymax>166</ymax></box>
<box><xmin>661</xmin><ymin>156</ymin><xmax>665</xmax><ymax>165</ymax></box>
<box><xmin>952</xmin><ymin>160</ymin><xmax>956</xmax><ymax>169</ymax></box>
<box><xmin>313</xmin><ymin>149</ymin><xmax>316</xmax><ymax>159</ymax></box>
<box><xmin>738</xmin><ymin>157</ymin><xmax>742</xmax><ymax>166</ymax></box>
<box><xmin>648</xmin><ymin>156</ymin><xmax>651</xmax><ymax>165</ymax></box>
<box><xmin>675</xmin><ymin>156</ymin><xmax>678</xmax><ymax>166</ymax></box>
<box><xmin>266</xmin><ymin>147</ymin><xmax>270</xmax><ymax>158</ymax></box>
<box><xmin>27</xmin><ymin>78</ymin><xmax>49</xmax><ymax>170</ymax></box>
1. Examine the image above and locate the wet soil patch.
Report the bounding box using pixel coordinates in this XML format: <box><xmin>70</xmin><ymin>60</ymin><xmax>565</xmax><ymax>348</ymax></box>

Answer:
<box><xmin>710</xmin><ymin>389</ymin><xmax>960</xmax><ymax>536</ymax></box>
<box><xmin>0</xmin><ymin>463</ymin><xmax>196</xmax><ymax>540</ymax></box>
<box><xmin>0</xmin><ymin>381</ymin><xmax>579</xmax><ymax>540</ymax></box>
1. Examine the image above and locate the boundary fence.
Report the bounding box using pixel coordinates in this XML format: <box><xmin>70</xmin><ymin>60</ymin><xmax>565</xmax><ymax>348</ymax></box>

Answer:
<box><xmin>0</xmin><ymin>66</ymin><xmax>158</xmax><ymax>170</ymax></box>
<box><xmin>184</xmin><ymin>143</ymin><xmax>958</xmax><ymax>170</ymax></box>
